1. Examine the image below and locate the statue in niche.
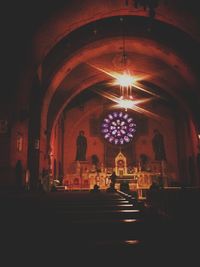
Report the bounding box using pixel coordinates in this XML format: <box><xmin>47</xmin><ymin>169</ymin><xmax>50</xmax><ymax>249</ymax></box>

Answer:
<box><xmin>75</xmin><ymin>130</ymin><xmax>87</xmax><ymax>161</ymax></box>
<box><xmin>152</xmin><ymin>129</ymin><xmax>166</xmax><ymax>161</ymax></box>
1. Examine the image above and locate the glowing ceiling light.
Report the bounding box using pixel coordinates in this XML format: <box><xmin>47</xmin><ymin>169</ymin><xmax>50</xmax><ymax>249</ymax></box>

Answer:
<box><xmin>116</xmin><ymin>73</ymin><xmax>135</xmax><ymax>87</ymax></box>
<box><xmin>93</xmin><ymin>88</ymin><xmax>166</xmax><ymax>121</ymax></box>
<box><xmin>117</xmin><ymin>98</ymin><xmax>134</xmax><ymax>110</ymax></box>
<box><xmin>125</xmin><ymin>240</ymin><xmax>140</xmax><ymax>245</ymax></box>
<box><xmin>87</xmin><ymin>16</ymin><xmax>162</xmax><ymax>113</ymax></box>
<box><xmin>115</xmin><ymin>71</ymin><xmax>135</xmax><ymax>110</ymax></box>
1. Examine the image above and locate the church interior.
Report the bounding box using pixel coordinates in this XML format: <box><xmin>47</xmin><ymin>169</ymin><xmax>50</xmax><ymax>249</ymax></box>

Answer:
<box><xmin>1</xmin><ymin>0</ymin><xmax>200</xmax><ymax>263</ymax></box>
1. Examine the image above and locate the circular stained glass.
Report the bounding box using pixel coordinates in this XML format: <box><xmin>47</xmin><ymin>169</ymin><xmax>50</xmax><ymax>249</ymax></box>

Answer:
<box><xmin>101</xmin><ymin>111</ymin><xmax>136</xmax><ymax>145</ymax></box>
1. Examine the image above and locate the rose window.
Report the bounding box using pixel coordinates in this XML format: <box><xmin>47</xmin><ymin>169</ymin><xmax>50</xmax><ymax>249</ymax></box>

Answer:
<box><xmin>101</xmin><ymin>111</ymin><xmax>136</xmax><ymax>145</ymax></box>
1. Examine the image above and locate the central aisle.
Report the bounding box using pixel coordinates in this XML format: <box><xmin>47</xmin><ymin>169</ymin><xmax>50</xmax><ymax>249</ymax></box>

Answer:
<box><xmin>1</xmin><ymin>190</ymin><xmax>197</xmax><ymax>264</ymax></box>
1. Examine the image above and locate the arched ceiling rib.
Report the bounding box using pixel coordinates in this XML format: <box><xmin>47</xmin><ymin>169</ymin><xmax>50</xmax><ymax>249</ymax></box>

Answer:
<box><xmin>41</xmin><ymin>15</ymin><xmax>200</xmax><ymax>89</ymax></box>
<box><xmin>33</xmin><ymin>0</ymin><xmax>200</xmax><ymax>64</ymax></box>
<box><xmin>31</xmin><ymin>5</ymin><xmax>200</xmax><ymax>138</ymax></box>
<box><xmin>44</xmin><ymin>33</ymin><xmax>199</xmax><ymax>133</ymax></box>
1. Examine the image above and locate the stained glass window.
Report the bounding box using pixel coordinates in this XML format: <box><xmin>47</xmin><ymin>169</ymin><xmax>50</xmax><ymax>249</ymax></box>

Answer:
<box><xmin>101</xmin><ymin>111</ymin><xmax>136</xmax><ymax>145</ymax></box>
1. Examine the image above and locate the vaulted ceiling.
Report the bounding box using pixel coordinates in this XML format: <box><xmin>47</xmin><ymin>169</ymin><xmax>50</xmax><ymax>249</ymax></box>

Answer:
<box><xmin>3</xmin><ymin>1</ymin><xmax>200</xmax><ymax>133</ymax></box>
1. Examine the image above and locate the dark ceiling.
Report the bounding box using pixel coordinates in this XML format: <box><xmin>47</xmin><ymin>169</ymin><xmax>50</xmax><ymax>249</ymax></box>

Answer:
<box><xmin>1</xmin><ymin>1</ymin><xmax>200</xmax><ymax>132</ymax></box>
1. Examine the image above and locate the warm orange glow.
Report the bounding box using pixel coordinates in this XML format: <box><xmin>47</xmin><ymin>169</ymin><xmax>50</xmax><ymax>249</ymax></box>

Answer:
<box><xmin>114</xmin><ymin>97</ymin><xmax>154</xmax><ymax>110</ymax></box>
<box><xmin>120</xmin><ymin>209</ymin><xmax>140</xmax><ymax>212</ymax></box>
<box><xmin>117</xmin><ymin>98</ymin><xmax>135</xmax><ymax>110</ymax></box>
<box><xmin>125</xmin><ymin>240</ymin><xmax>140</xmax><ymax>245</ymax></box>
<box><xmin>88</xmin><ymin>63</ymin><xmax>164</xmax><ymax>101</ymax></box>
<box><xmin>89</xmin><ymin>63</ymin><xmax>169</xmax><ymax>120</ymax></box>
<box><xmin>93</xmin><ymin>88</ymin><xmax>166</xmax><ymax>121</ymax></box>
<box><xmin>116</xmin><ymin>72</ymin><xmax>135</xmax><ymax>87</ymax></box>
<box><xmin>88</xmin><ymin>63</ymin><xmax>142</xmax><ymax>84</ymax></box>
<box><xmin>133</xmin><ymin>82</ymin><xmax>164</xmax><ymax>99</ymax></box>
<box><xmin>123</xmin><ymin>219</ymin><xmax>137</xmax><ymax>222</ymax></box>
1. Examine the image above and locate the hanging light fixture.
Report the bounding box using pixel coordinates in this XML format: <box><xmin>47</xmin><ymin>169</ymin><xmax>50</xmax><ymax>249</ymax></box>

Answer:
<box><xmin>114</xmin><ymin>17</ymin><xmax>136</xmax><ymax>111</ymax></box>
<box><xmin>89</xmin><ymin>18</ymin><xmax>160</xmax><ymax>116</ymax></box>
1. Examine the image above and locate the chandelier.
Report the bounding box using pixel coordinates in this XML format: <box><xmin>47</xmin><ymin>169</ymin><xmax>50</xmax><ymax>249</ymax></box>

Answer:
<box><xmin>89</xmin><ymin>17</ymin><xmax>163</xmax><ymax>120</ymax></box>
<box><xmin>114</xmin><ymin>17</ymin><xmax>135</xmax><ymax>111</ymax></box>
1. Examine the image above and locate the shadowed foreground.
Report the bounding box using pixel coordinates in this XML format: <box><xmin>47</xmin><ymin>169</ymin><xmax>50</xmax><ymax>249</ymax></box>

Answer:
<box><xmin>0</xmin><ymin>190</ymin><xmax>199</xmax><ymax>265</ymax></box>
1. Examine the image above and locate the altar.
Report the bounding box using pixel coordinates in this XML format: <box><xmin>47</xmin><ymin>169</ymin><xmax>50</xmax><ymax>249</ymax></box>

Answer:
<box><xmin>62</xmin><ymin>151</ymin><xmax>167</xmax><ymax>196</ymax></box>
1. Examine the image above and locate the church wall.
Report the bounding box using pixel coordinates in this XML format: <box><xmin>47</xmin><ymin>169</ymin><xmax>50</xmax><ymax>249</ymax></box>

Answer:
<box><xmin>61</xmin><ymin>97</ymin><xmax>179</xmax><ymax>183</ymax></box>
<box><xmin>52</xmin><ymin>118</ymin><xmax>64</xmax><ymax>180</ymax></box>
<box><xmin>133</xmin><ymin>115</ymin><xmax>179</xmax><ymax>182</ymax></box>
<box><xmin>63</xmin><ymin>98</ymin><xmax>105</xmax><ymax>175</ymax></box>
<box><xmin>182</xmin><ymin>116</ymin><xmax>200</xmax><ymax>185</ymax></box>
<box><xmin>190</xmin><ymin>119</ymin><xmax>200</xmax><ymax>185</ymax></box>
<box><xmin>0</xmin><ymin>99</ymin><xmax>29</xmax><ymax>187</ymax></box>
<box><xmin>173</xmin><ymin>109</ymin><xmax>200</xmax><ymax>186</ymax></box>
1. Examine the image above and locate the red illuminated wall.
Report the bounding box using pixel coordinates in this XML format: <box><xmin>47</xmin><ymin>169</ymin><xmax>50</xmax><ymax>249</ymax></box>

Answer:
<box><xmin>55</xmin><ymin>97</ymin><xmax>180</xmax><ymax>182</ymax></box>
